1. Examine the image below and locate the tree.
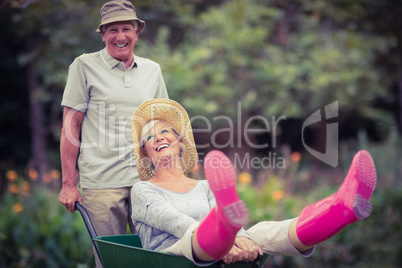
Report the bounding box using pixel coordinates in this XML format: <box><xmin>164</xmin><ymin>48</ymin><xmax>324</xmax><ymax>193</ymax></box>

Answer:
<box><xmin>288</xmin><ymin>0</ymin><xmax>402</xmax><ymax>133</ymax></box>
<box><xmin>4</xmin><ymin>0</ymin><xmax>104</xmax><ymax>181</ymax></box>
<box><xmin>140</xmin><ymin>0</ymin><xmax>394</xmax><ymax>154</ymax></box>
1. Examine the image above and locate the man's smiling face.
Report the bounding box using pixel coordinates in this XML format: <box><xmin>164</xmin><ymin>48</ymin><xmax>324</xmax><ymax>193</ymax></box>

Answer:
<box><xmin>101</xmin><ymin>21</ymin><xmax>138</xmax><ymax>66</ymax></box>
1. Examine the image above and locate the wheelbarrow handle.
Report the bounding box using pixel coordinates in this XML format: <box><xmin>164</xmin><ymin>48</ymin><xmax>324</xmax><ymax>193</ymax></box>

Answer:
<box><xmin>74</xmin><ymin>201</ymin><xmax>100</xmax><ymax>260</ymax></box>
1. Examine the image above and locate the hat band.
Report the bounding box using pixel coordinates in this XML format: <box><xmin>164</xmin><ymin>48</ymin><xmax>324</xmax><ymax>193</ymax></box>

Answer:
<box><xmin>101</xmin><ymin>10</ymin><xmax>138</xmax><ymax>24</ymax></box>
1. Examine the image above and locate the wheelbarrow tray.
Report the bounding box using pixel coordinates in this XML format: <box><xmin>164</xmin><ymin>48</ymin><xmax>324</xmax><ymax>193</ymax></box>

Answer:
<box><xmin>75</xmin><ymin>201</ymin><xmax>269</xmax><ymax>268</ymax></box>
<box><xmin>94</xmin><ymin>234</ymin><xmax>270</xmax><ymax>268</ymax></box>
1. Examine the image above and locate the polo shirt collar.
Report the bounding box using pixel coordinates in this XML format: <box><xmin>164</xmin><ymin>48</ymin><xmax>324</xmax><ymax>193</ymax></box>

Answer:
<box><xmin>101</xmin><ymin>48</ymin><xmax>138</xmax><ymax>70</ymax></box>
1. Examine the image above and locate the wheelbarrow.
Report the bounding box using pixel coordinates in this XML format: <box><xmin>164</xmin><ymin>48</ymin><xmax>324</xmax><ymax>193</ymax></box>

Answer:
<box><xmin>75</xmin><ymin>202</ymin><xmax>270</xmax><ymax>268</ymax></box>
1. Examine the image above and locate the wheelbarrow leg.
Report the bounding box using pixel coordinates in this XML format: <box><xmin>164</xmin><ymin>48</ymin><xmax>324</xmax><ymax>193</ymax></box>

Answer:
<box><xmin>75</xmin><ymin>201</ymin><xmax>101</xmax><ymax>265</ymax></box>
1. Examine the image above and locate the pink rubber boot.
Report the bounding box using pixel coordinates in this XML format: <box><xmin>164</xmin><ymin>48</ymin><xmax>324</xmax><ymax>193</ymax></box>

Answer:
<box><xmin>196</xmin><ymin>150</ymin><xmax>249</xmax><ymax>260</ymax></box>
<box><xmin>296</xmin><ymin>150</ymin><xmax>377</xmax><ymax>246</ymax></box>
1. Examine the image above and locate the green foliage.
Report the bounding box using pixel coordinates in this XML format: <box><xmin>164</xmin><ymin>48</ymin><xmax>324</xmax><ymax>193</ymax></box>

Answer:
<box><xmin>12</xmin><ymin>0</ymin><xmax>104</xmax><ymax>89</ymax></box>
<box><xmin>139</xmin><ymin>0</ymin><xmax>394</xmax><ymax>127</ymax></box>
<box><xmin>0</xmin><ymin>186</ymin><xmax>92</xmax><ymax>268</ymax></box>
<box><xmin>239</xmin><ymin>175</ymin><xmax>299</xmax><ymax>227</ymax></box>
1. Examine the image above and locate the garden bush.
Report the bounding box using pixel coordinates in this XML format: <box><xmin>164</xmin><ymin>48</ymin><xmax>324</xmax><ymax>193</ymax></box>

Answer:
<box><xmin>0</xmin><ymin>183</ymin><xmax>92</xmax><ymax>268</ymax></box>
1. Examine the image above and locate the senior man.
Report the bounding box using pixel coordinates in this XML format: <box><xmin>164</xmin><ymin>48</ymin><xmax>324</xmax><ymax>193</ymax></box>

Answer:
<box><xmin>59</xmin><ymin>1</ymin><xmax>168</xmax><ymax>266</ymax></box>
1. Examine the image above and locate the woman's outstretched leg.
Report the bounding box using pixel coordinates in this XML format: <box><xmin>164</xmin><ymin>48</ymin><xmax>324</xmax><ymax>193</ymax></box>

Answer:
<box><xmin>290</xmin><ymin>150</ymin><xmax>377</xmax><ymax>250</ymax></box>
<box><xmin>192</xmin><ymin>150</ymin><xmax>249</xmax><ymax>261</ymax></box>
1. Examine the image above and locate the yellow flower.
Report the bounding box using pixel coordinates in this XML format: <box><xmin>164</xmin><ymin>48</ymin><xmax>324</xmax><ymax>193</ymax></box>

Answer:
<box><xmin>28</xmin><ymin>169</ymin><xmax>38</xmax><ymax>181</ymax></box>
<box><xmin>50</xmin><ymin>169</ymin><xmax>61</xmax><ymax>179</ymax></box>
<box><xmin>272</xmin><ymin>190</ymin><xmax>284</xmax><ymax>201</ymax></box>
<box><xmin>6</xmin><ymin>170</ymin><xmax>18</xmax><ymax>181</ymax></box>
<box><xmin>8</xmin><ymin>184</ymin><xmax>20</xmax><ymax>194</ymax></box>
<box><xmin>238</xmin><ymin>172</ymin><xmax>252</xmax><ymax>185</ymax></box>
<box><xmin>13</xmin><ymin>203</ymin><xmax>23</xmax><ymax>214</ymax></box>
<box><xmin>291</xmin><ymin>152</ymin><xmax>301</xmax><ymax>162</ymax></box>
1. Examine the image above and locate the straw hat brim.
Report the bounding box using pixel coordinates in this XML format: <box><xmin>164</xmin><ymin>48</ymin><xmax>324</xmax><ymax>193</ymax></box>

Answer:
<box><xmin>131</xmin><ymin>99</ymin><xmax>198</xmax><ymax>181</ymax></box>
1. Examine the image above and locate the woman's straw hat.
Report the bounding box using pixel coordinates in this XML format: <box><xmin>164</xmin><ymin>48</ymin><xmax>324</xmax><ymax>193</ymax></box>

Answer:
<box><xmin>131</xmin><ymin>99</ymin><xmax>198</xmax><ymax>181</ymax></box>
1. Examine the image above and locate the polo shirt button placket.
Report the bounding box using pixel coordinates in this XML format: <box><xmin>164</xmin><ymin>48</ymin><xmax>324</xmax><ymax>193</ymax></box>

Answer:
<box><xmin>124</xmin><ymin>70</ymin><xmax>131</xmax><ymax>88</ymax></box>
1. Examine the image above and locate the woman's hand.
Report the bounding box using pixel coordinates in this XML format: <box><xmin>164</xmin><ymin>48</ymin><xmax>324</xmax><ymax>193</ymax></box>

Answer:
<box><xmin>222</xmin><ymin>244</ymin><xmax>244</xmax><ymax>264</ymax></box>
<box><xmin>234</xmin><ymin>236</ymin><xmax>263</xmax><ymax>262</ymax></box>
<box><xmin>222</xmin><ymin>237</ymin><xmax>263</xmax><ymax>264</ymax></box>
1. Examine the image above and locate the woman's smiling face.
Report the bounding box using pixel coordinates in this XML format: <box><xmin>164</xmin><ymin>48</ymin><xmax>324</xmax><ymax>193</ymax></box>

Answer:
<box><xmin>143</xmin><ymin>121</ymin><xmax>182</xmax><ymax>166</ymax></box>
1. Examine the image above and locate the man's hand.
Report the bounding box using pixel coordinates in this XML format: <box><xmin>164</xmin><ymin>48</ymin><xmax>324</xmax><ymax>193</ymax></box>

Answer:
<box><xmin>222</xmin><ymin>237</ymin><xmax>263</xmax><ymax>264</ymax></box>
<box><xmin>59</xmin><ymin>184</ymin><xmax>83</xmax><ymax>213</ymax></box>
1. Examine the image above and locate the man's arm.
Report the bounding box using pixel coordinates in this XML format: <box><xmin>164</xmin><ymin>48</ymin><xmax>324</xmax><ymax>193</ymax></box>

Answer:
<box><xmin>59</xmin><ymin>106</ymin><xmax>85</xmax><ymax>213</ymax></box>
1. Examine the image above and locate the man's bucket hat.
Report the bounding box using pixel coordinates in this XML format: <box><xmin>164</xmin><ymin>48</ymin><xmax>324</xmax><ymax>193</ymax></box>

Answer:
<box><xmin>96</xmin><ymin>0</ymin><xmax>145</xmax><ymax>33</ymax></box>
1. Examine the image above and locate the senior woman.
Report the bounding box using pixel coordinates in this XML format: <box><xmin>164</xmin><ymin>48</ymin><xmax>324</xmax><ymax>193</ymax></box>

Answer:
<box><xmin>130</xmin><ymin>99</ymin><xmax>377</xmax><ymax>266</ymax></box>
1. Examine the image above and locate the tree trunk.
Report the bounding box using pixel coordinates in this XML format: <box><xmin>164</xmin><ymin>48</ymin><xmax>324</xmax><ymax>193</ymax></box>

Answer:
<box><xmin>27</xmin><ymin>36</ymin><xmax>49</xmax><ymax>183</ymax></box>
<box><xmin>397</xmin><ymin>60</ymin><xmax>402</xmax><ymax>134</ymax></box>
